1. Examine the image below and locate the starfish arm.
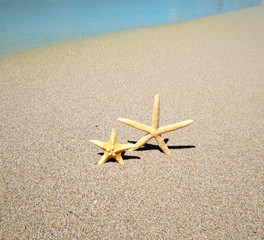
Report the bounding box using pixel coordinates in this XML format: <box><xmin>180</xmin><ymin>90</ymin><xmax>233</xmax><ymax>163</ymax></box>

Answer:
<box><xmin>132</xmin><ymin>134</ymin><xmax>153</xmax><ymax>151</ymax></box>
<box><xmin>90</xmin><ymin>140</ymin><xmax>106</xmax><ymax>149</ymax></box>
<box><xmin>158</xmin><ymin>120</ymin><xmax>193</xmax><ymax>134</ymax></box>
<box><xmin>152</xmin><ymin>94</ymin><xmax>160</xmax><ymax>129</ymax></box>
<box><xmin>110</xmin><ymin>129</ymin><xmax>117</xmax><ymax>145</ymax></box>
<box><xmin>118</xmin><ymin>118</ymin><xmax>151</xmax><ymax>133</ymax></box>
<box><xmin>98</xmin><ymin>152</ymin><xmax>111</xmax><ymax>165</ymax></box>
<box><xmin>116</xmin><ymin>143</ymin><xmax>135</xmax><ymax>152</ymax></box>
<box><xmin>155</xmin><ymin>135</ymin><xmax>172</xmax><ymax>156</ymax></box>
<box><xmin>115</xmin><ymin>153</ymin><xmax>125</xmax><ymax>165</ymax></box>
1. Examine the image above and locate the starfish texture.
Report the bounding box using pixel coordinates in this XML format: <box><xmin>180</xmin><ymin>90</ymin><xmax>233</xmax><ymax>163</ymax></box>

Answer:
<box><xmin>90</xmin><ymin>129</ymin><xmax>134</xmax><ymax>165</ymax></box>
<box><xmin>118</xmin><ymin>94</ymin><xmax>193</xmax><ymax>156</ymax></box>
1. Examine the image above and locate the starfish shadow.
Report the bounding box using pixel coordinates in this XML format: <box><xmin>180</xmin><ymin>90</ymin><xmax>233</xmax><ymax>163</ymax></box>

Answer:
<box><xmin>98</xmin><ymin>151</ymin><xmax>140</xmax><ymax>163</ymax></box>
<box><xmin>128</xmin><ymin>138</ymin><xmax>195</xmax><ymax>153</ymax></box>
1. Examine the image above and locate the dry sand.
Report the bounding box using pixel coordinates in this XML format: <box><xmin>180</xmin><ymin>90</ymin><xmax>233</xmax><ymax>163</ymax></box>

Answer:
<box><xmin>1</xmin><ymin>2</ymin><xmax>264</xmax><ymax>239</ymax></box>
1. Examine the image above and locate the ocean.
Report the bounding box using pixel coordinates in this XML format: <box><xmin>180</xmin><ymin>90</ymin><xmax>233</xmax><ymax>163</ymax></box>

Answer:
<box><xmin>0</xmin><ymin>0</ymin><xmax>260</xmax><ymax>56</ymax></box>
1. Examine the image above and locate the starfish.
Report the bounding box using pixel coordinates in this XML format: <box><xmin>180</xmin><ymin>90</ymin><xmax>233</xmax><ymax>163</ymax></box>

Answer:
<box><xmin>118</xmin><ymin>94</ymin><xmax>193</xmax><ymax>156</ymax></box>
<box><xmin>90</xmin><ymin>129</ymin><xmax>134</xmax><ymax>165</ymax></box>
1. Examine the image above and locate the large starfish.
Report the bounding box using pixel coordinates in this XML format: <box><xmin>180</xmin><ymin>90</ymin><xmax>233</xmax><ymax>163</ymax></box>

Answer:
<box><xmin>118</xmin><ymin>94</ymin><xmax>193</xmax><ymax>156</ymax></box>
<box><xmin>90</xmin><ymin>129</ymin><xmax>134</xmax><ymax>165</ymax></box>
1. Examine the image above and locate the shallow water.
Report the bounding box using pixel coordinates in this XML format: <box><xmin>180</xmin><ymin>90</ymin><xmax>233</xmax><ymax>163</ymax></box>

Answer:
<box><xmin>0</xmin><ymin>0</ymin><xmax>260</xmax><ymax>56</ymax></box>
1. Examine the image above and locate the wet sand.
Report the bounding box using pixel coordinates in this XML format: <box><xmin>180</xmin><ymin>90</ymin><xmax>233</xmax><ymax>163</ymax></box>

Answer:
<box><xmin>1</xmin><ymin>3</ymin><xmax>264</xmax><ymax>239</ymax></box>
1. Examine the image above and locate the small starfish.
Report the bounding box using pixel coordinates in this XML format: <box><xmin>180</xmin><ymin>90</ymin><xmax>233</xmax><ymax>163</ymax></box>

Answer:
<box><xmin>118</xmin><ymin>94</ymin><xmax>193</xmax><ymax>156</ymax></box>
<box><xmin>90</xmin><ymin>129</ymin><xmax>134</xmax><ymax>165</ymax></box>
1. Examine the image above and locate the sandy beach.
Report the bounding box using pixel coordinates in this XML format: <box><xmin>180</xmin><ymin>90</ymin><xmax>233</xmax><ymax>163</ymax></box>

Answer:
<box><xmin>1</xmin><ymin>2</ymin><xmax>264</xmax><ymax>239</ymax></box>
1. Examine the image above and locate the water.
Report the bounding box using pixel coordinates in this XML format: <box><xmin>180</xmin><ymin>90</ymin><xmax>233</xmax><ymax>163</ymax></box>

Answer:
<box><xmin>0</xmin><ymin>0</ymin><xmax>261</xmax><ymax>56</ymax></box>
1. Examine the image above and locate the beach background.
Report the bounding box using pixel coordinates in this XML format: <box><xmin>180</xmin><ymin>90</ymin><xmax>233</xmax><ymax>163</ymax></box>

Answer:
<box><xmin>0</xmin><ymin>0</ymin><xmax>261</xmax><ymax>56</ymax></box>
<box><xmin>1</xmin><ymin>1</ymin><xmax>264</xmax><ymax>239</ymax></box>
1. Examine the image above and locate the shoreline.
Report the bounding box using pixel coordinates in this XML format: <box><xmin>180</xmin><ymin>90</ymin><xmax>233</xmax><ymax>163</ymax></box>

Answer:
<box><xmin>0</xmin><ymin>1</ymin><xmax>262</xmax><ymax>58</ymax></box>
<box><xmin>0</xmin><ymin>2</ymin><xmax>263</xmax><ymax>61</ymax></box>
<box><xmin>1</xmin><ymin>2</ymin><xmax>264</xmax><ymax>239</ymax></box>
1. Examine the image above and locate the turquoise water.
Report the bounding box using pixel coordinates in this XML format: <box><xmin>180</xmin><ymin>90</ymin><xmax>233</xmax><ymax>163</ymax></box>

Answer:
<box><xmin>0</xmin><ymin>0</ymin><xmax>260</xmax><ymax>56</ymax></box>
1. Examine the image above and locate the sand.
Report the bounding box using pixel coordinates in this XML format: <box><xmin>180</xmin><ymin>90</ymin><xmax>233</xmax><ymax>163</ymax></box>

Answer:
<box><xmin>1</xmin><ymin>2</ymin><xmax>264</xmax><ymax>239</ymax></box>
